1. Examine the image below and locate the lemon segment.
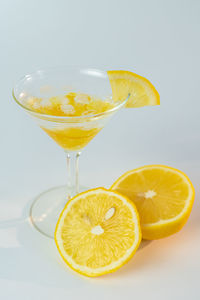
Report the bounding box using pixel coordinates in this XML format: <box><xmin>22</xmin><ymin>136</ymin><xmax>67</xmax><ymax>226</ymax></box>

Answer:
<box><xmin>111</xmin><ymin>165</ymin><xmax>195</xmax><ymax>240</ymax></box>
<box><xmin>55</xmin><ymin>188</ymin><xmax>141</xmax><ymax>277</ymax></box>
<box><xmin>107</xmin><ymin>70</ymin><xmax>160</xmax><ymax>108</ymax></box>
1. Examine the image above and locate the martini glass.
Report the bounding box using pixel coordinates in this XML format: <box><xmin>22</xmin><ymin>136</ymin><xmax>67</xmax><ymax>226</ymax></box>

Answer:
<box><xmin>12</xmin><ymin>67</ymin><xmax>128</xmax><ymax>238</ymax></box>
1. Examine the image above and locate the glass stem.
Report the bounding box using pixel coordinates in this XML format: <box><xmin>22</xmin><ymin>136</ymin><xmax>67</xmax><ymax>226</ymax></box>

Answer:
<box><xmin>65</xmin><ymin>151</ymin><xmax>81</xmax><ymax>200</ymax></box>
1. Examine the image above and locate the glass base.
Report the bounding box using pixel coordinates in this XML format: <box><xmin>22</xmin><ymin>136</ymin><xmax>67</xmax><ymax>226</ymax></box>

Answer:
<box><xmin>29</xmin><ymin>185</ymin><xmax>87</xmax><ymax>238</ymax></box>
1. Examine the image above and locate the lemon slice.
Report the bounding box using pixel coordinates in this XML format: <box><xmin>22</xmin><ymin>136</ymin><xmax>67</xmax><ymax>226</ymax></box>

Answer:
<box><xmin>55</xmin><ymin>188</ymin><xmax>141</xmax><ymax>277</ymax></box>
<box><xmin>111</xmin><ymin>165</ymin><xmax>195</xmax><ymax>240</ymax></box>
<box><xmin>107</xmin><ymin>70</ymin><xmax>160</xmax><ymax>108</ymax></box>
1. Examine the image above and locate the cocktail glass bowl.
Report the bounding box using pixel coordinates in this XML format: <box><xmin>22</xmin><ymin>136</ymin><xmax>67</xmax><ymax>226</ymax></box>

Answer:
<box><xmin>13</xmin><ymin>67</ymin><xmax>128</xmax><ymax>238</ymax></box>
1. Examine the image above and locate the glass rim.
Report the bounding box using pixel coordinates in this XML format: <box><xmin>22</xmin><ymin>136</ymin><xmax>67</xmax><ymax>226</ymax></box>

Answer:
<box><xmin>12</xmin><ymin>66</ymin><xmax>129</xmax><ymax>122</ymax></box>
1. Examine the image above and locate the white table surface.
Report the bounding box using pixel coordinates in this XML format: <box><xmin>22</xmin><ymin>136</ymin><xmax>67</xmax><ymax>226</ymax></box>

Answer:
<box><xmin>0</xmin><ymin>0</ymin><xmax>200</xmax><ymax>299</ymax></box>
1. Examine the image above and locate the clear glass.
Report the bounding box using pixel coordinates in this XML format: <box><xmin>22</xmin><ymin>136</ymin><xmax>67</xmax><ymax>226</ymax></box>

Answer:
<box><xmin>12</xmin><ymin>67</ymin><xmax>128</xmax><ymax>238</ymax></box>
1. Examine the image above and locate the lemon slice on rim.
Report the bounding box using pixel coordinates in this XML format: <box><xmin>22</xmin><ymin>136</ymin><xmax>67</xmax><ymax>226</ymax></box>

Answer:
<box><xmin>55</xmin><ymin>188</ymin><xmax>141</xmax><ymax>277</ymax></box>
<box><xmin>111</xmin><ymin>165</ymin><xmax>195</xmax><ymax>240</ymax></box>
<box><xmin>107</xmin><ymin>70</ymin><xmax>160</xmax><ymax>108</ymax></box>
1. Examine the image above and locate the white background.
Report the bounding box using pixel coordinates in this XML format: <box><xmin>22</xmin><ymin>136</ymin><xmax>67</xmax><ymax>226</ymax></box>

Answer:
<box><xmin>0</xmin><ymin>0</ymin><xmax>200</xmax><ymax>299</ymax></box>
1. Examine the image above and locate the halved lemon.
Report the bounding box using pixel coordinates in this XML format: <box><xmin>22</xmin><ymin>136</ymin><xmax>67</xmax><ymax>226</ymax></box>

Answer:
<box><xmin>55</xmin><ymin>188</ymin><xmax>141</xmax><ymax>277</ymax></box>
<box><xmin>111</xmin><ymin>165</ymin><xmax>195</xmax><ymax>240</ymax></box>
<box><xmin>107</xmin><ymin>70</ymin><xmax>160</xmax><ymax>108</ymax></box>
